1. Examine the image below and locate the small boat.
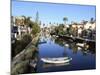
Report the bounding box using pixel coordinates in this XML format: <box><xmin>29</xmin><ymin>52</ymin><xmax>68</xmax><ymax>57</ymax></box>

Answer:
<box><xmin>41</xmin><ymin>57</ymin><xmax>72</xmax><ymax>64</ymax></box>
<box><xmin>38</xmin><ymin>41</ymin><xmax>47</xmax><ymax>44</ymax></box>
<box><xmin>55</xmin><ymin>35</ymin><xmax>59</xmax><ymax>38</ymax></box>
<box><xmin>78</xmin><ymin>47</ymin><xmax>82</xmax><ymax>50</ymax></box>
<box><xmin>64</xmin><ymin>44</ymin><xmax>69</xmax><ymax>47</ymax></box>
<box><xmin>76</xmin><ymin>43</ymin><xmax>85</xmax><ymax>47</ymax></box>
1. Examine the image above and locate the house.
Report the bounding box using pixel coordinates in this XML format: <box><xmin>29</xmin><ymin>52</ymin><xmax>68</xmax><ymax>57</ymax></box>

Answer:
<box><xmin>11</xmin><ymin>16</ymin><xmax>32</xmax><ymax>40</ymax></box>
<box><xmin>84</xmin><ymin>22</ymin><xmax>96</xmax><ymax>30</ymax></box>
<box><xmin>71</xmin><ymin>22</ymin><xmax>84</xmax><ymax>29</ymax></box>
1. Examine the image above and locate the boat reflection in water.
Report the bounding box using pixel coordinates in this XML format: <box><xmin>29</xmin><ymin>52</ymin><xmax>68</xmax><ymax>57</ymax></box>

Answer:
<box><xmin>43</xmin><ymin>63</ymin><xmax>70</xmax><ymax>68</ymax></box>
<box><xmin>41</xmin><ymin>57</ymin><xmax>72</xmax><ymax>68</ymax></box>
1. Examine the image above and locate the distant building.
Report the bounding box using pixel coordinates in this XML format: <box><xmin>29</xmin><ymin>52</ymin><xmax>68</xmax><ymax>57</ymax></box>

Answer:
<box><xmin>84</xmin><ymin>22</ymin><xmax>96</xmax><ymax>30</ymax></box>
<box><xmin>11</xmin><ymin>16</ymin><xmax>32</xmax><ymax>40</ymax></box>
<box><xmin>15</xmin><ymin>16</ymin><xmax>25</xmax><ymax>25</ymax></box>
<box><xmin>71</xmin><ymin>23</ymin><xmax>84</xmax><ymax>29</ymax></box>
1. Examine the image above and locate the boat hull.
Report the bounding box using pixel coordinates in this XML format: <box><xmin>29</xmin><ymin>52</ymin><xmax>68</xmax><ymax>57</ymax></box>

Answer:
<box><xmin>41</xmin><ymin>57</ymin><xmax>72</xmax><ymax>64</ymax></box>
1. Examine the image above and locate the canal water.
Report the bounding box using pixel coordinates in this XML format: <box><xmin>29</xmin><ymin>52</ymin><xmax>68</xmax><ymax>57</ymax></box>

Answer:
<box><xmin>36</xmin><ymin>34</ymin><xmax>95</xmax><ymax>73</ymax></box>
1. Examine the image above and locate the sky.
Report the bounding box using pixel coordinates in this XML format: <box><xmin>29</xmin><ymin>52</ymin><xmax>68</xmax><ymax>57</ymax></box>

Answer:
<box><xmin>12</xmin><ymin>0</ymin><xmax>96</xmax><ymax>25</ymax></box>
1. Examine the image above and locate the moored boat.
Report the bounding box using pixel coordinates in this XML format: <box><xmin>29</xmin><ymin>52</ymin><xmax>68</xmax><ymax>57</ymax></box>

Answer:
<box><xmin>41</xmin><ymin>57</ymin><xmax>72</xmax><ymax>64</ymax></box>
<box><xmin>64</xmin><ymin>44</ymin><xmax>69</xmax><ymax>47</ymax></box>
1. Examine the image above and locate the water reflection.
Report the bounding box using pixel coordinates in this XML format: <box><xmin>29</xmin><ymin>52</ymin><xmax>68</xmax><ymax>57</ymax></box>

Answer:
<box><xmin>54</xmin><ymin>36</ymin><xmax>95</xmax><ymax>55</ymax></box>
<box><xmin>36</xmin><ymin>34</ymin><xmax>95</xmax><ymax>72</ymax></box>
<box><xmin>43</xmin><ymin>63</ymin><xmax>70</xmax><ymax>68</ymax></box>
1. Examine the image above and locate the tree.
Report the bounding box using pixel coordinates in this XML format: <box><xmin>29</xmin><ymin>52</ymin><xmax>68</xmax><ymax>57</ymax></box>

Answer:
<box><xmin>55</xmin><ymin>24</ymin><xmax>65</xmax><ymax>35</ymax></box>
<box><xmin>21</xmin><ymin>16</ymin><xmax>33</xmax><ymax>34</ymax></box>
<box><xmin>63</xmin><ymin>17</ymin><xmax>68</xmax><ymax>25</ymax></box>
<box><xmin>82</xmin><ymin>20</ymin><xmax>88</xmax><ymax>25</ymax></box>
<box><xmin>90</xmin><ymin>17</ymin><xmax>95</xmax><ymax>24</ymax></box>
<box><xmin>31</xmin><ymin>23</ymin><xmax>40</xmax><ymax>36</ymax></box>
<box><xmin>21</xmin><ymin>16</ymin><xmax>32</xmax><ymax>28</ymax></box>
<box><xmin>57</xmin><ymin>23</ymin><xmax>59</xmax><ymax>26</ymax></box>
<box><xmin>49</xmin><ymin>22</ymin><xmax>51</xmax><ymax>25</ymax></box>
<box><xmin>43</xmin><ymin>23</ymin><xmax>45</xmax><ymax>27</ymax></box>
<box><xmin>82</xmin><ymin>20</ymin><xmax>88</xmax><ymax>29</ymax></box>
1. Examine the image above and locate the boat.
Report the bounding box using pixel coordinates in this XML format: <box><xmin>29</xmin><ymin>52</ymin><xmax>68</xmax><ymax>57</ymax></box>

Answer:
<box><xmin>77</xmin><ymin>47</ymin><xmax>82</xmax><ymax>50</ymax></box>
<box><xmin>64</xmin><ymin>44</ymin><xmax>69</xmax><ymax>47</ymax></box>
<box><xmin>55</xmin><ymin>35</ymin><xmax>59</xmax><ymax>38</ymax></box>
<box><xmin>38</xmin><ymin>41</ymin><xmax>47</xmax><ymax>44</ymax></box>
<box><xmin>76</xmin><ymin>43</ymin><xmax>85</xmax><ymax>47</ymax></box>
<box><xmin>41</xmin><ymin>57</ymin><xmax>72</xmax><ymax>64</ymax></box>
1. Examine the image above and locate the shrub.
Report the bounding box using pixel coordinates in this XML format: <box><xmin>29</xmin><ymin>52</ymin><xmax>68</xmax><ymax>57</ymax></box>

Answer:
<box><xmin>31</xmin><ymin>23</ymin><xmax>40</xmax><ymax>36</ymax></box>
<box><xmin>11</xmin><ymin>60</ymin><xmax>29</xmax><ymax>75</ymax></box>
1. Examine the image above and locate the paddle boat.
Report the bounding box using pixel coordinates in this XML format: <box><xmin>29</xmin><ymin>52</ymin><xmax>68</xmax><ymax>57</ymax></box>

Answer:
<box><xmin>41</xmin><ymin>57</ymin><xmax>72</xmax><ymax>64</ymax></box>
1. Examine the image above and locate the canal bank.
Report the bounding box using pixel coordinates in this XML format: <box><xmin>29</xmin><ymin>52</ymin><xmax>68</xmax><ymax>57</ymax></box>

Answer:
<box><xmin>11</xmin><ymin>34</ymin><xmax>40</xmax><ymax>75</ymax></box>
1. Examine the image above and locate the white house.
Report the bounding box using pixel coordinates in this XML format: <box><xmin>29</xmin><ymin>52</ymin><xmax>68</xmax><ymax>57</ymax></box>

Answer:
<box><xmin>84</xmin><ymin>22</ymin><xmax>96</xmax><ymax>30</ymax></box>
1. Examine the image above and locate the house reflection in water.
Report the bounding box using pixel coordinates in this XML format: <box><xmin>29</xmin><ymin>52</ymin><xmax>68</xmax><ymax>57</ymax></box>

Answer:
<box><xmin>54</xmin><ymin>37</ymin><xmax>95</xmax><ymax>56</ymax></box>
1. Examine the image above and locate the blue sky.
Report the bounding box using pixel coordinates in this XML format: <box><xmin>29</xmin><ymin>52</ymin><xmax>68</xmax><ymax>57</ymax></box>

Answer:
<box><xmin>12</xmin><ymin>1</ymin><xmax>96</xmax><ymax>25</ymax></box>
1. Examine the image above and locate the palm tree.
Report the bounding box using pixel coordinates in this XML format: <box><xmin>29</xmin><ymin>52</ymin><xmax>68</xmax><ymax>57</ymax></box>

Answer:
<box><xmin>43</xmin><ymin>23</ymin><xmax>45</xmax><ymax>27</ymax></box>
<box><xmin>49</xmin><ymin>22</ymin><xmax>51</xmax><ymax>25</ymax></box>
<box><xmin>22</xmin><ymin>16</ymin><xmax>31</xmax><ymax>26</ymax></box>
<box><xmin>90</xmin><ymin>17</ymin><xmax>95</xmax><ymax>24</ymax></box>
<box><xmin>82</xmin><ymin>20</ymin><xmax>88</xmax><ymax>25</ymax></box>
<box><xmin>57</xmin><ymin>23</ymin><xmax>59</xmax><ymax>26</ymax></box>
<box><xmin>82</xmin><ymin>20</ymin><xmax>88</xmax><ymax>29</ymax></box>
<box><xmin>63</xmin><ymin>17</ymin><xmax>68</xmax><ymax>25</ymax></box>
<box><xmin>22</xmin><ymin>16</ymin><xmax>32</xmax><ymax>34</ymax></box>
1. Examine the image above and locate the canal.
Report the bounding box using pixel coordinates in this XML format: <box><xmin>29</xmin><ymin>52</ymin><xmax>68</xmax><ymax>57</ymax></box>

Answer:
<box><xmin>34</xmin><ymin>34</ymin><xmax>95</xmax><ymax>73</ymax></box>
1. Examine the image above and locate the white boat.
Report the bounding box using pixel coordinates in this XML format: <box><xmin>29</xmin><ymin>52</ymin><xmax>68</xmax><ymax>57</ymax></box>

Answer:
<box><xmin>78</xmin><ymin>47</ymin><xmax>82</xmax><ymax>50</ymax></box>
<box><xmin>41</xmin><ymin>57</ymin><xmax>72</xmax><ymax>64</ymax></box>
<box><xmin>55</xmin><ymin>35</ymin><xmax>59</xmax><ymax>38</ymax></box>
<box><xmin>64</xmin><ymin>44</ymin><xmax>69</xmax><ymax>47</ymax></box>
<box><xmin>76</xmin><ymin>43</ymin><xmax>85</xmax><ymax>47</ymax></box>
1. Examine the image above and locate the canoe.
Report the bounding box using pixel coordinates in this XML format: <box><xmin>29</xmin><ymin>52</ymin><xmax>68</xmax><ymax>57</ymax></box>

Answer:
<box><xmin>41</xmin><ymin>57</ymin><xmax>72</xmax><ymax>64</ymax></box>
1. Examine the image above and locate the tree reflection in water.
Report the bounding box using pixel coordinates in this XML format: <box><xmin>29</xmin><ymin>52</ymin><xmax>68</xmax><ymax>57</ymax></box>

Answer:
<box><xmin>54</xmin><ymin>36</ymin><xmax>95</xmax><ymax>55</ymax></box>
<box><xmin>35</xmin><ymin>34</ymin><xmax>95</xmax><ymax>72</ymax></box>
<box><xmin>63</xmin><ymin>46</ymin><xmax>68</xmax><ymax>57</ymax></box>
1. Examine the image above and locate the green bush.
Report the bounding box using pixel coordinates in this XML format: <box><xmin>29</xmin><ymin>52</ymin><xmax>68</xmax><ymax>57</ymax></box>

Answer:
<box><xmin>31</xmin><ymin>23</ymin><xmax>40</xmax><ymax>36</ymax></box>
<box><xmin>11</xmin><ymin>60</ymin><xmax>29</xmax><ymax>75</ymax></box>
<box><xmin>21</xmin><ymin>34</ymin><xmax>32</xmax><ymax>45</ymax></box>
